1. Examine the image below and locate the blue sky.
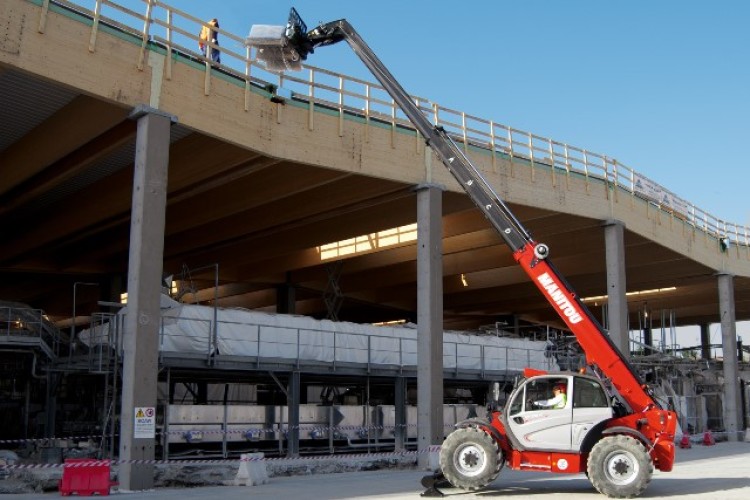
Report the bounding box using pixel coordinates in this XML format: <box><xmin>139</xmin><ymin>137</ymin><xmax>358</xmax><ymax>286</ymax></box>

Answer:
<box><xmin>105</xmin><ymin>1</ymin><xmax>748</xmax><ymax>346</ymax></box>
<box><xmin>143</xmin><ymin>0</ymin><xmax>750</xmax><ymax>227</ymax></box>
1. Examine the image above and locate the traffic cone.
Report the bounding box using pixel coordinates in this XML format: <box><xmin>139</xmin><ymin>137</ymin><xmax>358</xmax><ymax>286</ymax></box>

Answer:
<box><xmin>702</xmin><ymin>430</ymin><xmax>715</xmax><ymax>446</ymax></box>
<box><xmin>679</xmin><ymin>433</ymin><xmax>691</xmax><ymax>449</ymax></box>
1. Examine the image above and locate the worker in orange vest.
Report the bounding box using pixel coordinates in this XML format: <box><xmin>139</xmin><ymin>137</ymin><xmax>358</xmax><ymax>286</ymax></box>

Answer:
<box><xmin>199</xmin><ymin>18</ymin><xmax>221</xmax><ymax>63</ymax></box>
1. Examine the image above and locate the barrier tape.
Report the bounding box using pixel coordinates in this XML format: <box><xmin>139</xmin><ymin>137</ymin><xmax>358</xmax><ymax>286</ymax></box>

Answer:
<box><xmin>0</xmin><ymin>435</ymin><xmax>115</xmax><ymax>445</ymax></box>
<box><xmin>4</xmin><ymin>427</ymin><xmax>740</xmax><ymax>447</ymax></box>
<box><xmin>0</xmin><ymin>447</ymin><xmax>440</xmax><ymax>470</ymax></box>
<box><xmin>0</xmin><ymin>423</ymin><xmax>457</xmax><ymax>445</ymax></box>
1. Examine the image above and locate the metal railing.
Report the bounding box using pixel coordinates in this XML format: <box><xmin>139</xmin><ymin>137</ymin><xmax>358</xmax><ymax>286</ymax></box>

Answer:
<box><xmin>37</xmin><ymin>0</ymin><xmax>750</xmax><ymax>249</ymax></box>
<box><xmin>0</xmin><ymin>305</ymin><xmax>60</xmax><ymax>359</ymax></box>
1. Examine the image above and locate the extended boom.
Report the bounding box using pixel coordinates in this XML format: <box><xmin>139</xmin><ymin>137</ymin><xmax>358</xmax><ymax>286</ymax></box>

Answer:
<box><xmin>248</xmin><ymin>9</ymin><xmax>677</xmax><ymax>498</ymax></box>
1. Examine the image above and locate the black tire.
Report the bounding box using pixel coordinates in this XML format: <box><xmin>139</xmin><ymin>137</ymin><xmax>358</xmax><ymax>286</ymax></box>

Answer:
<box><xmin>439</xmin><ymin>427</ymin><xmax>502</xmax><ymax>491</ymax></box>
<box><xmin>587</xmin><ymin>435</ymin><xmax>653</xmax><ymax>498</ymax></box>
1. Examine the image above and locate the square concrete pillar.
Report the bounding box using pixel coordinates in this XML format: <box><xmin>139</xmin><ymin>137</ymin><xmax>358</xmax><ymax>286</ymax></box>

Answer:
<box><xmin>415</xmin><ymin>183</ymin><xmax>444</xmax><ymax>468</ymax></box>
<box><xmin>119</xmin><ymin>106</ymin><xmax>174</xmax><ymax>490</ymax></box>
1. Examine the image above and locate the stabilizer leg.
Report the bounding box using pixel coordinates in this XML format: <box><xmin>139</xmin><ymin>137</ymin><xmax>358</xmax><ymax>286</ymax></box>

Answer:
<box><xmin>420</xmin><ymin>471</ymin><xmax>449</xmax><ymax>497</ymax></box>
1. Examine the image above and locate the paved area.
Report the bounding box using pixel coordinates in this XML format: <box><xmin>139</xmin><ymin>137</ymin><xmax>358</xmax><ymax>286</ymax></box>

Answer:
<box><xmin>9</xmin><ymin>442</ymin><xmax>750</xmax><ymax>499</ymax></box>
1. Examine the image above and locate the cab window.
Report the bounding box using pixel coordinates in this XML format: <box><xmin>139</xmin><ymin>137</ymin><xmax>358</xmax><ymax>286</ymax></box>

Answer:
<box><xmin>573</xmin><ymin>377</ymin><xmax>609</xmax><ymax>408</ymax></box>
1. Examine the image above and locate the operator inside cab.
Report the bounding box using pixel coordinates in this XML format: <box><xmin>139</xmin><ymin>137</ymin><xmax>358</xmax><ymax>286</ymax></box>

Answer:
<box><xmin>533</xmin><ymin>383</ymin><xmax>567</xmax><ymax>409</ymax></box>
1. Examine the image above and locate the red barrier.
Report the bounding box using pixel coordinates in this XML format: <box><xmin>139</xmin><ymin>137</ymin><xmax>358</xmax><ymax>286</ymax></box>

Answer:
<box><xmin>59</xmin><ymin>459</ymin><xmax>118</xmax><ymax>496</ymax></box>
<box><xmin>702</xmin><ymin>430</ymin><xmax>716</xmax><ymax>446</ymax></box>
<box><xmin>679</xmin><ymin>433</ymin><xmax>691</xmax><ymax>449</ymax></box>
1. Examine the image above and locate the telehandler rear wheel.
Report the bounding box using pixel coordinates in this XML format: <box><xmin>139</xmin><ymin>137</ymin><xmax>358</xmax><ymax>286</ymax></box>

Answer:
<box><xmin>587</xmin><ymin>435</ymin><xmax>653</xmax><ymax>498</ymax></box>
<box><xmin>439</xmin><ymin>427</ymin><xmax>502</xmax><ymax>491</ymax></box>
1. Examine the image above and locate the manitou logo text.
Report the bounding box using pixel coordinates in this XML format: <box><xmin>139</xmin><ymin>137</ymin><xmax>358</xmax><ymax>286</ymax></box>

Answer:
<box><xmin>537</xmin><ymin>273</ymin><xmax>583</xmax><ymax>324</ymax></box>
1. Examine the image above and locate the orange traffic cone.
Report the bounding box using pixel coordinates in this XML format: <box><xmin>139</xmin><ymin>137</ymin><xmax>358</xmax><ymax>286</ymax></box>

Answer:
<box><xmin>679</xmin><ymin>433</ymin><xmax>691</xmax><ymax>449</ymax></box>
<box><xmin>702</xmin><ymin>430</ymin><xmax>715</xmax><ymax>446</ymax></box>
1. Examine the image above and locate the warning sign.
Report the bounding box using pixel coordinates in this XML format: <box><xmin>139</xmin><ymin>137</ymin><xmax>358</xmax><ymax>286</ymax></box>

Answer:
<box><xmin>134</xmin><ymin>406</ymin><xmax>156</xmax><ymax>438</ymax></box>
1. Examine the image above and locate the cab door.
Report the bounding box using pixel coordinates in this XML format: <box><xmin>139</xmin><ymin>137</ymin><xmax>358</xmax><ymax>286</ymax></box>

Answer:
<box><xmin>506</xmin><ymin>377</ymin><xmax>573</xmax><ymax>451</ymax></box>
<box><xmin>570</xmin><ymin>376</ymin><xmax>613</xmax><ymax>451</ymax></box>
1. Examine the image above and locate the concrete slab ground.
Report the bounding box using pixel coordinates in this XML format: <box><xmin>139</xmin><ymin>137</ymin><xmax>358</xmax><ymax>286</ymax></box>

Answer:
<box><xmin>8</xmin><ymin>442</ymin><xmax>750</xmax><ymax>499</ymax></box>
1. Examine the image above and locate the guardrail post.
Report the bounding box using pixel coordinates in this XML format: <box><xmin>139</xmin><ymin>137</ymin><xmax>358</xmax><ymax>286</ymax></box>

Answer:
<box><xmin>88</xmin><ymin>0</ymin><xmax>102</xmax><ymax>52</ymax></box>
<box><xmin>243</xmin><ymin>45</ymin><xmax>252</xmax><ymax>110</ymax></box>
<box><xmin>364</xmin><ymin>84</ymin><xmax>371</xmax><ymax>142</ymax></box>
<box><xmin>38</xmin><ymin>0</ymin><xmax>50</xmax><ymax>33</ymax></box>
<box><xmin>308</xmin><ymin>69</ymin><xmax>315</xmax><ymax>130</ymax></box>
<box><xmin>507</xmin><ymin>127</ymin><xmax>514</xmax><ymax>176</ymax></box>
<box><xmin>489</xmin><ymin>120</ymin><xmax>497</xmax><ymax>172</ymax></box>
<box><xmin>338</xmin><ymin>76</ymin><xmax>344</xmax><ymax>137</ymax></box>
<box><xmin>528</xmin><ymin>132</ymin><xmax>535</xmax><ymax>181</ymax></box>
<box><xmin>602</xmin><ymin>157</ymin><xmax>609</xmax><ymax>199</ymax></box>
<box><xmin>415</xmin><ymin>98</ymin><xmax>423</xmax><ymax>153</ymax></box>
<box><xmin>203</xmin><ymin>35</ymin><xmax>211</xmax><ymax>96</ymax></box>
<box><xmin>548</xmin><ymin>138</ymin><xmax>556</xmax><ymax>187</ymax></box>
<box><xmin>390</xmin><ymin>99</ymin><xmax>396</xmax><ymax>148</ymax></box>
<box><xmin>612</xmin><ymin>159</ymin><xmax>619</xmax><ymax>203</ymax></box>
<box><xmin>276</xmin><ymin>73</ymin><xmax>284</xmax><ymax>124</ymax></box>
<box><xmin>137</xmin><ymin>0</ymin><xmax>154</xmax><ymax>71</ymax></box>
<box><xmin>461</xmin><ymin>112</ymin><xmax>468</xmax><ymax>153</ymax></box>
<box><xmin>582</xmin><ymin>149</ymin><xmax>590</xmax><ymax>192</ymax></box>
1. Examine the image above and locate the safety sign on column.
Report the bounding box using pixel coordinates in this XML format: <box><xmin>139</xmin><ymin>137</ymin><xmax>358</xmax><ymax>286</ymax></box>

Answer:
<box><xmin>134</xmin><ymin>406</ymin><xmax>156</xmax><ymax>438</ymax></box>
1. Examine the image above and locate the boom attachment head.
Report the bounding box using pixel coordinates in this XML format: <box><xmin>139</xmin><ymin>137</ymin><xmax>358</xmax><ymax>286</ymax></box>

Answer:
<box><xmin>246</xmin><ymin>8</ymin><xmax>310</xmax><ymax>72</ymax></box>
<box><xmin>247</xmin><ymin>8</ymin><xmax>344</xmax><ymax>73</ymax></box>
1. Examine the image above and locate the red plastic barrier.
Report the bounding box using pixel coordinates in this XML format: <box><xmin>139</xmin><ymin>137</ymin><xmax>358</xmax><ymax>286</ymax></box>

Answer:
<box><xmin>59</xmin><ymin>459</ymin><xmax>118</xmax><ymax>496</ymax></box>
<box><xmin>702</xmin><ymin>430</ymin><xmax>716</xmax><ymax>446</ymax></box>
<box><xmin>679</xmin><ymin>433</ymin><xmax>692</xmax><ymax>449</ymax></box>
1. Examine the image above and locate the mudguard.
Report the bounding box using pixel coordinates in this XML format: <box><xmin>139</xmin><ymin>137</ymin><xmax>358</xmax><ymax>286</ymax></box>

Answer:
<box><xmin>602</xmin><ymin>426</ymin><xmax>652</xmax><ymax>449</ymax></box>
<box><xmin>454</xmin><ymin>418</ymin><xmax>505</xmax><ymax>444</ymax></box>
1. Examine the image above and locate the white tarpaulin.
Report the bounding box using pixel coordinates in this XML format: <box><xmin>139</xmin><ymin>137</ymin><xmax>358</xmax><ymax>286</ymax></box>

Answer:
<box><xmin>78</xmin><ymin>296</ymin><xmax>550</xmax><ymax>371</ymax></box>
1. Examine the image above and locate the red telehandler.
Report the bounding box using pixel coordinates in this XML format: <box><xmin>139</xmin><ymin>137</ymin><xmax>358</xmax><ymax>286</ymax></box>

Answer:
<box><xmin>247</xmin><ymin>9</ymin><xmax>677</xmax><ymax>498</ymax></box>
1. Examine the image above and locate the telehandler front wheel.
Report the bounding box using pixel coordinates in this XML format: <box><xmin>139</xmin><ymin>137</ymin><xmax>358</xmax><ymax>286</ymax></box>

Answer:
<box><xmin>439</xmin><ymin>427</ymin><xmax>502</xmax><ymax>491</ymax></box>
<box><xmin>587</xmin><ymin>435</ymin><xmax>653</xmax><ymax>498</ymax></box>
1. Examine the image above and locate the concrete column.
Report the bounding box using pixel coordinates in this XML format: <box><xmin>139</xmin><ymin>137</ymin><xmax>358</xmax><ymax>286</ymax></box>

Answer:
<box><xmin>119</xmin><ymin>106</ymin><xmax>173</xmax><ymax>490</ymax></box>
<box><xmin>415</xmin><ymin>184</ymin><xmax>444</xmax><ymax>468</ymax></box>
<box><xmin>44</xmin><ymin>373</ymin><xmax>58</xmax><ymax>439</ymax></box>
<box><xmin>717</xmin><ymin>273</ymin><xmax>741</xmax><ymax>441</ymax></box>
<box><xmin>603</xmin><ymin>220</ymin><xmax>629</xmax><ymax>357</ymax></box>
<box><xmin>276</xmin><ymin>273</ymin><xmax>296</xmax><ymax>314</ymax></box>
<box><xmin>700</xmin><ymin>323</ymin><xmax>711</xmax><ymax>360</ymax></box>
<box><xmin>643</xmin><ymin>320</ymin><xmax>653</xmax><ymax>351</ymax></box>
<box><xmin>287</xmin><ymin>370</ymin><xmax>300</xmax><ymax>457</ymax></box>
<box><xmin>394</xmin><ymin>376</ymin><xmax>407</xmax><ymax>451</ymax></box>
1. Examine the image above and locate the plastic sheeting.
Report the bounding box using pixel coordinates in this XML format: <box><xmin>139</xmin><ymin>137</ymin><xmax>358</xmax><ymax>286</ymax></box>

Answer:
<box><xmin>79</xmin><ymin>295</ymin><xmax>549</xmax><ymax>371</ymax></box>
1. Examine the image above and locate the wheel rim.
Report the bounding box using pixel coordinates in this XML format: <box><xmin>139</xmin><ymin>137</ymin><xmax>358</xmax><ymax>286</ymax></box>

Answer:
<box><xmin>603</xmin><ymin>449</ymin><xmax>639</xmax><ymax>486</ymax></box>
<box><xmin>453</xmin><ymin>442</ymin><xmax>486</xmax><ymax>477</ymax></box>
